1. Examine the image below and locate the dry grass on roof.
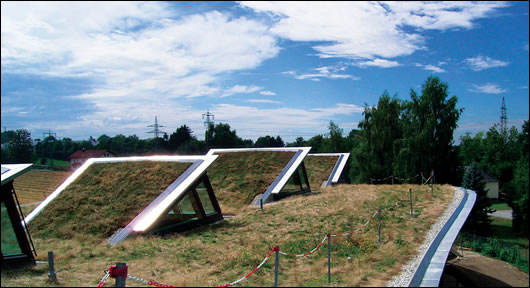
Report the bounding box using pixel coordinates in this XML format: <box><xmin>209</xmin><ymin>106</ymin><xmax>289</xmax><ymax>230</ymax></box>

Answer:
<box><xmin>304</xmin><ymin>155</ymin><xmax>340</xmax><ymax>190</ymax></box>
<box><xmin>207</xmin><ymin>151</ymin><xmax>295</xmax><ymax>215</ymax></box>
<box><xmin>13</xmin><ymin>170</ymin><xmax>72</xmax><ymax>204</ymax></box>
<box><xmin>28</xmin><ymin>161</ymin><xmax>191</xmax><ymax>241</ymax></box>
<box><xmin>2</xmin><ymin>184</ymin><xmax>456</xmax><ymax>287</ymax></box>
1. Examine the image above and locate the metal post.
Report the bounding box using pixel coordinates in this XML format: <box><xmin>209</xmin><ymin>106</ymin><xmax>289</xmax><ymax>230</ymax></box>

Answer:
<box><xmin>116</xmin><ymin>262</ymin><xmax>126</xmax><ymax>287</ymax></box>
<box><xmin>392</xmin><ymin>175</ymin><xmax>394</xmax><ymax>185</ymax></box>
<box><xmin>260</xmin><ymin>198</ymin><xmax>263</xmax><ymax>211</ymax></box>
<box><xmin>409</xmin><ymin>188</ymin><xmax>414</xmax><ymax>216</ymax></box>
<box><xmin>47</xmin><ymin>251</ymin><xmax>57</xmax><ymax>283</ymax></box>
<box><xmin>327</xmin><ymin>234</ymin><xmax>331</xmax><ymax>284</ymax></box>
<box><xmin>274</xmin><ymin>247</ymin><xmax>279</xmax><ymax>287</ymax></box>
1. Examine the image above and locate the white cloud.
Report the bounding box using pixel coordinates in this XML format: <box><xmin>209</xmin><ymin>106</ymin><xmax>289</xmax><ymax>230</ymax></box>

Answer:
<box><xmin>1</xmin><ymin>3</ymin><xmax>281</xmax><ymax>135</ymax></box>
<box><xmin>469</xmin><ymin>83</ymin><xmax>507</xmax><ymax>94</ymax></box>
<box><xmin>222</xmin><ymin>85</ymin><xmax>263</xmax><ymax>97</ymax></box>
<box><xmin>209</xmin><ymin>103</ymin><xmax>364</xmax><ymax>141</ymax></box>
<box><xmin>353</xmin><ymin>59</ymin><xmax>401</xmax><ymax>68</ymax></box>
<box><xmin>465</xmin><ymin>56</ymin><xmax>509</xmax><ymax>71</ymax></box>
<box><xmin>287</xmin><ymin>65</ymin><xmax>359</xmax><ymax>81</ymax></box>
<box><xmin>311</xmin><ymin>103</ymin><xmax>364</xmax><ymax>114</ymax></box>
<box><xmin>259</xmin><ymin>90</ymin><xmax>276</xmax><ymax>96</ymax></box>
<box><xmin>247</xmin><ymin>99</ymin><xmax>281</xmax><ymax>104</ymax></box>
<box><xmin>240</xmin><ymin>1</ymin><xmax>507</xmax><ymax>61</ymax></box>
<box><xmin>423</xmin><ymin>64</ymin><xmax>446</xmax><ymax>73</ymax></box>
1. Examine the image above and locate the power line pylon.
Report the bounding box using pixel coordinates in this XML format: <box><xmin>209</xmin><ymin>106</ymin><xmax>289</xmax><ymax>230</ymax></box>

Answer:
<box><xmin>43</xmin><ymin>129</ymin><xmax>57</xmax><ymax>140</ymax></box>
<box><xmin>202</xmin><ymin>110</ymin><xmax>215</xmax><ymax>128</ymax></box>
<box><xmin>146</xmin><ymin>116</ymin><xmax>166</xmax><ymax>139</ymax></box>
<box><xmin>500</xmin><ymin>97</ymin><xmax>507</xmax><ymax>134</ymax></box>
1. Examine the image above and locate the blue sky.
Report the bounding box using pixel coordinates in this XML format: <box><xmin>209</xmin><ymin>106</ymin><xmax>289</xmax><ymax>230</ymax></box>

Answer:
<box><xmin>1</xmin><ymin>1</ymin><xmax>528</xmax><ymax>143</ymax></box>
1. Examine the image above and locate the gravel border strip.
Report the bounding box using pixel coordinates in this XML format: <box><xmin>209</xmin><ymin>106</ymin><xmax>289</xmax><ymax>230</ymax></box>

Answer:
<box><xmin>386</xmin><ymin>186</ymin><xmax>465</xmax><ymax>287</ymax></box>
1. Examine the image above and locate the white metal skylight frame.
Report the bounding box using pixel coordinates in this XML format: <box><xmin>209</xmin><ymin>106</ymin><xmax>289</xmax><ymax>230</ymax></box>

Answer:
<box><xmin>23</xmin><ymin>155</ymin><xmax>219</xmax><ymax>237</ymax></box>
<box><xmin>307</xmin><ymin>153</ymin><xmax>350</xmax><ymax>186</ymax></box>
<box><xmin>1</xmin><ymin>164</ymin><xmax>33</xmax><ymax>186</ymax></box>
<box><xmin>206</xmin><ymin>147</ymin><xmax>312</xmax><ymax>204</ymax></box>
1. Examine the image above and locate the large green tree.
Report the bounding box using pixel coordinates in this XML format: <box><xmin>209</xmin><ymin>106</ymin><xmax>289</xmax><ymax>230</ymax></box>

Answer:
<box><xmin>168</xmin><ymin>125</ymin><xmax>195</xmax><ymax>151</ymax></box>
<box><xmin>350</xmin><ymin>91</ymin><xmax>403</xmax><ymax>183</ymax></box>
<box><xmin>458</xmin><ymin>132</ymin><xmax>485</xmax><ymax>166</ymax></box>
<box><xmin>505</xmin><ymin>120</ymin><xmax>529</xmax><ymax>235</ymax></box>
<box><xmin>7</xmin><ymin>129</ymin><xmax>34</xmax><ymax>163</ymax></box>
<box><xmin>397</xmin><ymin>76</ymin><xmax>463</xmax><ymax>184</ymax></box>
<box><xmin>254</xmin><ymin>135</ymin><xmax>284</xmax><ymax>147</ymax></box>
<box><xmin>481</xmin><ymin>124</ymin><xmax>521</xmax><ymax>188</ymax></box>
<box><xmin>206</xmin><ymin>123</ymin><xmax>249</xmax><ymax>148</ymax></box>
<box><xmin>322</xmin><ymin>121</ymin><xmax>348</xmax><ymax>153</ymax></box>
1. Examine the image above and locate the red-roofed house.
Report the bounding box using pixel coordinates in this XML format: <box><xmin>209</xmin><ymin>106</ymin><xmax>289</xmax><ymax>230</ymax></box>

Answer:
<box><xmin>68</xmin><ymin>149</ymin><xmax>114</xmax><ymax>169</ymax></box>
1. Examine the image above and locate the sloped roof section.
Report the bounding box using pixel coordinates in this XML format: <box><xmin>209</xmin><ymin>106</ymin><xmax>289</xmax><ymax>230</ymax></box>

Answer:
<box><xmin>24</xmin><ymin>155</ymin><xmax>219</xmax><ymax>243</ymax></box>
<box><xmin>207</xmin><ymin>147</ymin><xmax>311</xmax><ymax>206</ymax></box>
<box><xmin>13</xmin><ymin>170</ymin><xmax>72</xmax><ymax>204</ymax></box>
<box><xmin>307</xmin><ymin>153</ymin><xmax>350</xmax><ymax>187</ymax></box>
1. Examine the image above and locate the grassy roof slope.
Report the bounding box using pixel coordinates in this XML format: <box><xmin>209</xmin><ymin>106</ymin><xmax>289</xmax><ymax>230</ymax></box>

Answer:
<box><xmin>207</xmin><ymin>151</ymin><xmax>295</xmax><ymax>214</ymax></box>
<box><xmin>14</xmin><ymin>170</ymin><xmax>72</xmax><ymax>204</ymax></box>
<box><xmin>29</xmin><ymin>161</ymin><xmax>191</xmax><ymax>240</ymax></box>
<box><xmin>304</xmin><ymin>155</ymin><xmax>340</xmax><ymax>190</ymax></box>
<box><xmin>3</xmin><ymin>184</ymin><xmax>455</xmax><ymax>287</ymax></box>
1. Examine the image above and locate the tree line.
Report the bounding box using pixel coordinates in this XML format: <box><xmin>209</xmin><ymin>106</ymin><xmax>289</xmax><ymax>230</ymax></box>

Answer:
<box><xmin>1</xmin><ymin>76</ymin><xmax>527</xmax><ymax>234</ymax></box>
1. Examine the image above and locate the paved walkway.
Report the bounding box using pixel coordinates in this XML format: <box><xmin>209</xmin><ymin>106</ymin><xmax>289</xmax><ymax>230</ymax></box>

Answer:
<box><xmin>489</xmin><ymin>209</ymin><xmax>513</xmax><ymax>220</ymax></box>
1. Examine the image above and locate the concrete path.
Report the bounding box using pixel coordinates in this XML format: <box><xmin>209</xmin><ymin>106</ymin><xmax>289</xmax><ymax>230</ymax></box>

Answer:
<box><xmin>489</xmin><ymin>209</ymin><xmax>512</xmax><ymax>220</ymax></box>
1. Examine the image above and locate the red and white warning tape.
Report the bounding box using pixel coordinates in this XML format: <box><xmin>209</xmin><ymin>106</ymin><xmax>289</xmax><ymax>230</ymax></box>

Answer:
<box><xmin>98</xmin><ymin>201</ymin><xmax>404</xmax><ymax>288</ymax></box>
<box><xmin>219</xmin><ymin>247</ymin><xmax>277</xmax><ymax>287</ymax></box>
<box><xmin>330</xmin><ymin>210</ymin><xmax>379</xmax><ymax>237</ymax></box>
<box><xmin>279</xmin><ymin>235</ymin><xmax>328</xmax><ymax>257</ymax></box>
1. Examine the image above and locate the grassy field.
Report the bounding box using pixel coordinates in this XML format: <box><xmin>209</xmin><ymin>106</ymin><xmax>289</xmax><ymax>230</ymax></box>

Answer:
<box><xmin>33</xmin><ymin>158</ymin><xmax>71</xmax><ymax>168</ymax></box>
<box><xmin>304</xmin><ymin>156</ymin><xmax>339</xmax><ymax>189</ymax></box>
<box><xmin>207</xmin><ymin>151</ymin><xmax>295</xmax><ymax>215</ymax></box>
<box><xmin>489</xmin><ymin>216</ymin><xmax>529</xmax><ymax>248</ymax></box>
<box><xmin>28</xmin><ymin>161</ymin><xmax>192</xmax><ymax>241</ymax></box>
<box><xmin>1</xmin><ymin>184</ymin><xmax>455</xmax><ymax>287</ymax></box>
<box><xmin>13</xmin><ymin>170</ymin><xmax>72</xmax><ymax>204</ymax></box>
<box><xmin>489</xmin><ymin>201</ymin><xmax>511</xmax><ymax>211</ymax></box>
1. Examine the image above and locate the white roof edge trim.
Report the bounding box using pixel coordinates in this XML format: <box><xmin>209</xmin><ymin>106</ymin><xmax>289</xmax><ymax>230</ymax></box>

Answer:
<box><xmin>23</xmin><ymin>155</ymin><xmax>217</xmax><ymax>226</ymax></box>
<box><xmin>307</xmin><ymin>153</ymin><xmax>350</xmax><ymax>183</ymax></box>
<box><xmin>408</xmin><ymin>187</ymin><xmax>477</xmax><ymax>287</ymax></box>
<box><xmin>332</xmin><ymin>153</ymin><xmax>349</xmax><ymax>183</ymax></box>
<box><xmin>1</xmin><ymin>163</ymin><xmax>33</xmax><ymax>186</ymax></box>
<box><xmin>133</xmin><ymin>154</ymin><xmax>218</xmax><ymax>231</ymax></box>
<box><xmin>206</xmin><ymin>147</ymin><xmax>312</xmax><ymax>195</ymax></box>
<box><xmin>207</xmin><ymin>147</ymin><xmax>312</xmax><ymax>155</ymax></box>
<box><xmin>272</xmin><ymin>147</ymin><xmax>311</xmax><ymax>194</ymax></box>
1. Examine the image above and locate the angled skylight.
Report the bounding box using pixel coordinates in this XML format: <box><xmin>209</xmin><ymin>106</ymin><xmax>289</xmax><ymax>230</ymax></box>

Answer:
<box><xmin>24</xmin><ymin>155</ymin><xmax>222</xmax><ymax>244</ymax></box>
<box><xmin>207</xmin><ymin>147</ymin><xmax>312</xmax><ymax>205</ymax></box>
<box><xmin>307</xmin><ymin>153</ymin><xmax>350</xmax><ymax>187</ymax></box>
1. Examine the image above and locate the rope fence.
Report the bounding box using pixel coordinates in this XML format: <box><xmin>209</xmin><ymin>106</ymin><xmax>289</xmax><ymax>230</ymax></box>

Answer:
<box><xmin>370</xmin><ymin>170</ymin><xmax>435</xmax><ymax>185</ymax></box>
<box><xmin>95</xmin><ymin>193</ymin><xmax>419</xmax><ymax>287</ymax></box>
<box><xmin>93</xmin><ymin>182</ymin><xmax>443</xmax><ymax>287</ymax></box>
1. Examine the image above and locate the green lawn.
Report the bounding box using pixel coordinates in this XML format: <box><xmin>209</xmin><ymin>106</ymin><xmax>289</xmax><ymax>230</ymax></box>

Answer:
<box><xmin>490</xmin><ymin>216</ymin><xmax>529</xmax><ymax>248</ymax></box>
<box><xmin>33</xmin><ymin>157</ymin><xmax>71</xmax><ymax>168</ymax></box>
<box><xmin>489</xmin><ymin>201</ymin><xmax>511</xmax><ymax>211</ymax></box>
